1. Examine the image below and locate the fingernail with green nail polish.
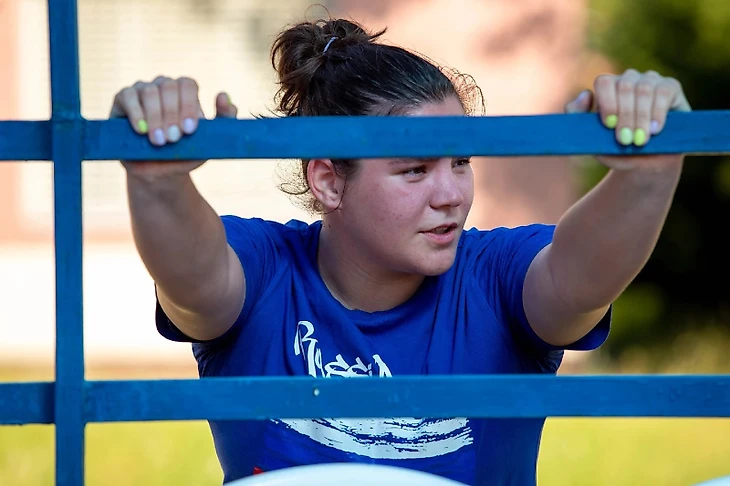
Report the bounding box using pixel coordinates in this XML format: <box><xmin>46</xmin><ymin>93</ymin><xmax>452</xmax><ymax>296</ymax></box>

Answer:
<box><xmin>634</xmin><ymin>128</ymin><xmax>647</xmax><ymax>146</ymax></box>
<box><xmin>604</xmin><ymin>115</ymin><xmax>618</xmax><ymax>129</ymax></box>
<box><xmin>137</xmin><ymin>119</ymin><xmax>148</xmax><ymax>134</ymax></box>
<box><xmin>619</xmin><ymin>127</ymin><xmax>633</xmax><ymax>146</ymax></box>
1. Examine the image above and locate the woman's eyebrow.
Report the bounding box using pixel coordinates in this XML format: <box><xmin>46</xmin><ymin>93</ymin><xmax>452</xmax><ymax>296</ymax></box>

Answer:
<box><xmin>389</xmin><ymin>157</ymin><xmax>439</xmax><ymax>165</ymax></box>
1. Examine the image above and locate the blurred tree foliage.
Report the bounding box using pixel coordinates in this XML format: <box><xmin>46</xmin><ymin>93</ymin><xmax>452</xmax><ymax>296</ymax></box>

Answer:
<box><xmin>583</xmin><ymin>0</ymin><xmax>730</xmax><ymax>358</ymax></box>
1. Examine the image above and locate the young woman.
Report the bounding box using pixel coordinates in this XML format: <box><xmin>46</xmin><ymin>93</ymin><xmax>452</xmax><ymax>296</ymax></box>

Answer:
<box><xmin>111</xmin><ymin>16</ymin><xmax>691</xmax><ymax>486</ymax></box>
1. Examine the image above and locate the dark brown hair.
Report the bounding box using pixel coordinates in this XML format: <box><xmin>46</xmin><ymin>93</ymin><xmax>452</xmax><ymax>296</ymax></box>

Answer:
<box><xmin>271</xmin><ymin>14</ymin><xmax>483</xmax><ymax>213</ymax></box>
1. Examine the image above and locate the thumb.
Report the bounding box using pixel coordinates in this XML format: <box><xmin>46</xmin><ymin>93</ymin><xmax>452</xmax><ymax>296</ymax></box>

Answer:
<box><xmin>565</xmin><ymin>89</ymin><xmax>593</xmax><ymax>114</ymax></box>
<box><xmin>215</xmin><ymin>92</ymin><xmax>238</xmax><ymax>119</ymax></box>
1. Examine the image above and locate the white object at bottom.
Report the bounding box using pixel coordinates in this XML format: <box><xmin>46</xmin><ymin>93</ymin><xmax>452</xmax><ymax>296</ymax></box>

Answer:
<box><xmin>226</xmin><ymin>463</ymin><xmax>468</xmax><ymax>486</ymax></box>
<box><xmin>694</xmin><ymin>477</ymin><xmax>730</xmax><ymax>486</ymax></box>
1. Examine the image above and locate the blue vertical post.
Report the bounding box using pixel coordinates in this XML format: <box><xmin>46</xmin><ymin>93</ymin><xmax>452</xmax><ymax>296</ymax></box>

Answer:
<box><xmin>47</xmin><ymin>0</ymin><xmax>85</xmax><ymax>485</ymax></box>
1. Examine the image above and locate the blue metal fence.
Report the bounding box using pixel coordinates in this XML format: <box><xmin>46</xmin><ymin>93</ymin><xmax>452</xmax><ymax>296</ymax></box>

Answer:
<box><xmin>1</xmin><ymin>1</ymin><xmax>730</xmax><ymax>485</ymax></box>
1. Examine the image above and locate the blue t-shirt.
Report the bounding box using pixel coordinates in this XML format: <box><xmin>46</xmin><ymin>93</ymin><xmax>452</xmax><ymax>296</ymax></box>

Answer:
<box><xmin>156</xmin><ymin>217</ymin><xmax>610</xmax><ymax>486</ymax></box>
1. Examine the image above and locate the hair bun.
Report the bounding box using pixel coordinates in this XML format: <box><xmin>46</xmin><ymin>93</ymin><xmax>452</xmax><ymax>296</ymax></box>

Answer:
<box><xmin>319</xmin><ymin>18</ymin><xmax>380</xmax><ymax>49</ymax></box>
<box><xmin>271</xmin><ymin>17</ymin><xmax>385</xmax><ymax>116</ymax></box>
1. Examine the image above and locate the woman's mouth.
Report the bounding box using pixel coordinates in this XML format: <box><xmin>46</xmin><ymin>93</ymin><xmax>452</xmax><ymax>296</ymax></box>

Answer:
<box><xmin>421</xmin><ymin>224</ymin><xmax>458</xmax><ymax>244</ymax></box>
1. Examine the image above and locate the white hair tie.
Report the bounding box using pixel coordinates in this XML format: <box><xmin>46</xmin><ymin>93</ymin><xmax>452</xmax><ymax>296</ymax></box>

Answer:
<box><xmin>323</xmin><ymin>37</ymin><xmax>337</xmax><ymax>53</ymax></box>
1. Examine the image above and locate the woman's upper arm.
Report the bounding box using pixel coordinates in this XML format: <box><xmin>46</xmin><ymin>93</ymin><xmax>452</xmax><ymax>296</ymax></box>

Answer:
<box><xmin>523</xmin><ymin>244</ymin><xmax>610</xmax><ymax>347</ymax></box>
<box><xmin>157</xmin><ymin>242</ymin><xmax>246</xmax><ymax>342</ymax></box>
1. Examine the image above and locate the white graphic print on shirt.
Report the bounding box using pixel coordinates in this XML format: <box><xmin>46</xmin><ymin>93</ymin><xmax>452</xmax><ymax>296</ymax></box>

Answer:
<box><xmin>273</xmin><ymin>320</ymin><xmax>474</xmax><ymax>460</ymax></box>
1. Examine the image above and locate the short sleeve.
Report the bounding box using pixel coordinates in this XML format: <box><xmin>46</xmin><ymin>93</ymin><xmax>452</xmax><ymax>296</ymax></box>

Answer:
<box><xmin>470</xmin><ymin>224</ymin><xmax>610</xmax><ymax>354</ymax></box>
<box><xmin>155</xmin><ymin>216</ymin><xmax>281</xmax><ymax>344</ymax></box>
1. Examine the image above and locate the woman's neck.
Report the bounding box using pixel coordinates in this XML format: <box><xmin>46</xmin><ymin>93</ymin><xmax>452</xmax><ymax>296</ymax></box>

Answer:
<box><xmin>317</xmin><ymin>221</ymin><xmax>425</xmax><ymax>313</ymax></box>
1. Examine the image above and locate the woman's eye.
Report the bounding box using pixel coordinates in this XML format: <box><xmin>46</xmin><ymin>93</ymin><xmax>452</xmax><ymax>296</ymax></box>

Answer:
<box><xmin>403</xmin><ymin>166</ymin><xmax>427</xmax><ymax>176</ymax></box>
<box><xmin>454</xmin><ymin>158</ymin><xmax>472</xmax><ymax>167</ymax></box>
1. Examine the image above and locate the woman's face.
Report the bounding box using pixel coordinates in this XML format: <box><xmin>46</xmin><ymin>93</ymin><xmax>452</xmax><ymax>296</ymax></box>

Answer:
<box><xmin>331</xmin><ymin>95</ymin><xmax>474</xmax><ymax>277</ymax></box>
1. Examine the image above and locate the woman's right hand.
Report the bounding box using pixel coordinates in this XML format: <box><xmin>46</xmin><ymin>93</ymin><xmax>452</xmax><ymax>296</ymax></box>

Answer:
<box><xmin>111</xmin><ymin>76</ymin><xmax>238</xmax><ymax>179</ymax></box>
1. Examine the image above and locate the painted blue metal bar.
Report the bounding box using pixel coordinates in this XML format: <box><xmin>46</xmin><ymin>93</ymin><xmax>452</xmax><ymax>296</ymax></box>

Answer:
<box><xmin>84</xmin><ymin>111</ymin><xmax>730</xmax><ymax>159</ymax></box>
<box><xmin>48</xmin><ymin>0</ymin><xmax>85</xmax><ymax>485</ymax></box>
<box><xmin>0</xmin><ymin>121</ymin><xmax>52</xmax><ymax>160</ymax></box>
<box><xmin>0</xmin><ymin>383</ymin><xmax>54</xmax><ymax>424</ymax></box>
<box><xmin>2</xmin><ymin>375</ymin><xmax>729</xmax><ymax>425</ymax></box>
<box><xmin>84</xmin><ymin>375</ymin><xmax>730</xmax><ymax>422</ymax></box>
<box><xmin>2</xmin><ymin>111</ymin><xmax>730</xmax><ymax>162</ymax></box>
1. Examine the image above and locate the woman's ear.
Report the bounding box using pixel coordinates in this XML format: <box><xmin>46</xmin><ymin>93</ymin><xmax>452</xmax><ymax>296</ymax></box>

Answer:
<box><xmin>307</xmin><ymin>158</ymin><xmax>346</xmax><ymax>211</ymax></box>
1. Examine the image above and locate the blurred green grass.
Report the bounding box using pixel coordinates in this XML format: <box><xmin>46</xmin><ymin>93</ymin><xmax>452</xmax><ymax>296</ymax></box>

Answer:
<box><xmin>3</xmin><ymin>417</ymin><xmax>729</xmax><ymax>485</ymax></box>
<box><xmin>2</xmin><ymin>362</ymin><xmax>729</xmax><ymax>485</ymax></box>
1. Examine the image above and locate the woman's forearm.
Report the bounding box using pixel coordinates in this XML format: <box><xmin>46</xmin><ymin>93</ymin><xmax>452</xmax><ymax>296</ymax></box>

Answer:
<box><xmin>547</xmin><ymin>163</ymin><xmax>683</xmax><ymax>312</ymax></box>
<box><xmin>126</xmin><ymin>172</ymin><xmax>232</xmax><ymax>312</ymax></box>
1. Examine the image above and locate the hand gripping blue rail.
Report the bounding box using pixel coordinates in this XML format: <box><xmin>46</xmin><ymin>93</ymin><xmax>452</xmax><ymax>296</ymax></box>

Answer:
<box><xmin>1</xmin><ymin>1</ymin><xmax>730</xmax><ymax>485</ymax></box>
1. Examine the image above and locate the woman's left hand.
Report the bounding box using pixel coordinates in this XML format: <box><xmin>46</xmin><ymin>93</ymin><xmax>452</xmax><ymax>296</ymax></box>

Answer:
<box><xmin>565</xmin><ymin>69</ymin><xmax>692</xmax><ymax>171</ymax></box>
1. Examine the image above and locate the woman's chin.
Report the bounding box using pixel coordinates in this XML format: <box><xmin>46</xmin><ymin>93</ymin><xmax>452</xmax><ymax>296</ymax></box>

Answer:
<box><xmin>414</xmin><ymin>252</ymin><xmax>458</xmax><ymax>277</ymax></box>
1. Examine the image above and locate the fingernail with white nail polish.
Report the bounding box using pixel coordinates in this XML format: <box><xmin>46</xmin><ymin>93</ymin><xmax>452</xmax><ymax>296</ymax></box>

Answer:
<box><xmin>182</xmin><ymin>118</ymin><xmax>196</xmax><ymax>135</ymax></box>
<box><xmin>650</xmin><ymin>120</ymin><xmax>660</xmax><ymax>135</ymax></box>
<box><xmin>153</xmin><ymin>128</ymin><xmax>166</xmax><ymax>146</ymax></box>
<box><xmin>167</xmin><ymin>125</ymin><xmax>182</xmax><ymax>143</ymax></box>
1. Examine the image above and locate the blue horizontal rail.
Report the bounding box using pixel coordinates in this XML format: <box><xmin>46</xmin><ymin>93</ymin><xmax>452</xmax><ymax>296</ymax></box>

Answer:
<box><xmin>2</xmin><ymin>111</ymin><xmax>730</xmax><ymax>162</ymax></box>
<box><xmin>0</xmin><ymin>383</ymin><xmax>54</xmax><ymax>424</ymax></box>
<box><xmin>2</xmin><ymin>376</ymin><xmax>730</xmax><ymax>426</ymax></box>
<box><xmin>84</xmin><ymin>376</ymin><xmax>730</xmax><ymax>421</ymax></box>
<box><xmin>0</xmin><ymin>121</ymin><xmax>52</xmax><ymax>160</ymax></box>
